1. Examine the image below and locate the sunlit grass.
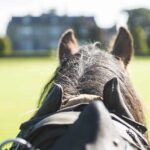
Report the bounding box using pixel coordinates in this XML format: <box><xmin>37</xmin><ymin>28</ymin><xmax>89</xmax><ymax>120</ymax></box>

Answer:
<box><xmin>0</xmin><ymin>56</ymin><xmax>150</xmax><ymax>142</ymax></box>
<box><xmin>0</xmin><ymin>57</ymin><xmax>58</xmax><ymax>142</ymax></box>
<box><xmin>129</xmin><ymin>57</ymin><xmax>150</xmax><ymax>137</ymax></box>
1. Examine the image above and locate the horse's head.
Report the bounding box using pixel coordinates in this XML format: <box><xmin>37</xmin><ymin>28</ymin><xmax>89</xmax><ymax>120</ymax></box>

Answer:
<box><xmin>37</xmin><ymin>27</ymin><xmax>145</xmax><ymax>125</ymax></box>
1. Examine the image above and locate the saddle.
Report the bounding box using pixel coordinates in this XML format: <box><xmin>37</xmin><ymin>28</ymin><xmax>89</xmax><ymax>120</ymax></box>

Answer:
<box><xmin>10</xmin><ymin>78</ymin><xmax>149</xmax><ymax>150</ymax></box>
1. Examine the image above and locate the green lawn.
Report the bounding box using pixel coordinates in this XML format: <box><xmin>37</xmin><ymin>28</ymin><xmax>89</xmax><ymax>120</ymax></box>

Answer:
<box><xmin>129</xmin><ymin>57</ymin><xmax>150</xmax><ymax>136</ymax></box>
<box><xmin>0</xmin><ymin>56</ymin><xmax>150</xmax><ymax>142</ymax></box>
<box><xmin>0</xmin><ymin>57</ymin><xmax>58</xmax><ymax>142</ymax></box>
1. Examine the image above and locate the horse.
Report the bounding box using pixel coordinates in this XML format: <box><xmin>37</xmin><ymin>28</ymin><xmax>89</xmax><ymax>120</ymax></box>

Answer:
<box><xmin>8</xmin><ymin>27</ymin><xmax>149</xmax><ymax>150</ymax></box>
<box><xmin>36</xmin><ymin>27</ymin><xmax>145</xmax><ymax>124</ymax></box>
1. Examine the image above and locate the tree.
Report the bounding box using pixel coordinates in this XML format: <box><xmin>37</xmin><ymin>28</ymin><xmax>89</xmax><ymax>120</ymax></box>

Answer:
<box><xmin>127</xmin><ymin>8</ymin><xmax>150</xmax><ymax>29</ymax></box>
<box><xmin>126</xmin><ymin>8</ymin><xmax>150</xmax><ymax>55</ymax></box>
<box><xmin>132</xmin><ymin>26</ymin><xmax>149</xmax><ymax>55</ymax></box>
<box><xmin>0</xmin><ymin>36</ymin><xmax>12</xmax><ymax>56</ymax></box>
<box><xmin>0</xmin><ymin>38</ymin><xmax>5</xmax><ymax>55</ymax></box>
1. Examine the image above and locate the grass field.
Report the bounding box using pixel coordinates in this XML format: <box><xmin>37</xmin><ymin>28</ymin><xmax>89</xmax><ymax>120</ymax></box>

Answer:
<box><xmin>0</xmin><ymin>56</ymin><xmax>150</xmax><ymax>142</ymax></box>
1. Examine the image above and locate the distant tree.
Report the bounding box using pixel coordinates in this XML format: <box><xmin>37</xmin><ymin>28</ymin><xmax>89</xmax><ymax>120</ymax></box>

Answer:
<box><xmin>0</xmin><ymin>38</ymin><xmax>5</xmax><ymax>55</ymax></box>
<box><xmin>126</xmin><ymin>8</ymin><xmax>150</xmax><ymax>55</ymax></box>
<box><xmin>146</xmin><ymin>33</ymin><xmax>150</xmax><ymax>48</ymax></box>
<box><xmin>132</xmin><ymin>26</ymin><xmax>149</xmax><ymax>55</ymax></box>
<box><xmin>0</xmin><ymin>36</ymin><xmax>12</xmax><ymax>56</ymax></box>
<box><xmin>127</xmin><ymin>8</ymin><xmax>150</xmax><ymax>29</ymax></box>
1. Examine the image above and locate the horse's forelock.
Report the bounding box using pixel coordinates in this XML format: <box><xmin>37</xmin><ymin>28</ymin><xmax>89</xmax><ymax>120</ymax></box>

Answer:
<box><xmin>55</xmin><ymin>45</ymin><xmax>124</xmax><ymax>97</ymax></box>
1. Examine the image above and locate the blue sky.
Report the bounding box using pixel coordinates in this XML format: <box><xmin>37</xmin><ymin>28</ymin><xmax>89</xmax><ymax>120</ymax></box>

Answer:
<box><xmin>0</xmin><ymin>0</ymin><xmax>150</xmax><ymax>35</ymax></box>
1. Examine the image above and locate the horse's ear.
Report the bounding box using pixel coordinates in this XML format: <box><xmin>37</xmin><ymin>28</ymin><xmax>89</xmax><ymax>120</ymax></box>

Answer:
<box><xmin>34</xmin><ymin>84</ymin><xmax>63</xmax><ymax>118</ymax></box>
<box><xmin>58</xmin><ymin>29</ymin><xmax>78</xmax><ymax>63</ymax></box>
<box><xmin>112</xmin><ymin>27</ymin><xmax>134</xmax><ymax>67</ymax></box>
<box><xmin>103</xmin><ymin>78</ymin><xmax>134</xmax><ymax>120</ymax></box>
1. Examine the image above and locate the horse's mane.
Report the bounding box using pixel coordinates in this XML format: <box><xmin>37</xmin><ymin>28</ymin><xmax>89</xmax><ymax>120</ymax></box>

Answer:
<box><xmin>34</xmin><ymin>27</ymin><xmax>146</xmax><ymax>126</ymax></box>
<box><xmin>38</xmin><ymin>44</ymin><xmax>144</xmax><ymax>124</ymax></box>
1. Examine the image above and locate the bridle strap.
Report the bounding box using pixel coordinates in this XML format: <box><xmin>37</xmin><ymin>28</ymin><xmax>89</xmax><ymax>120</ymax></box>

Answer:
<box><xmin>61</xmin><ymin>94</ymin><xmax>102</xmax><ymax>109</ymax></box>
<box><xmin>0</xmin><ymin>138</ymin><xmax>37</xmax><ymax>150</ymax></box>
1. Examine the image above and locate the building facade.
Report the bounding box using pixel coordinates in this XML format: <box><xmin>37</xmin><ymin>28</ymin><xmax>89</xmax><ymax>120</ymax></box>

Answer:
<box><xmin>7</xmin><ymin>13</ymin><xmax>101</xmax><ymax>51</ymax></box>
